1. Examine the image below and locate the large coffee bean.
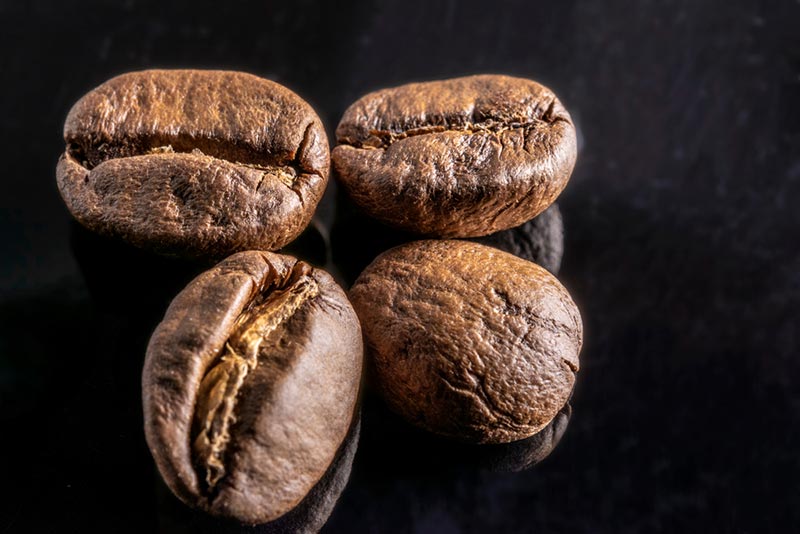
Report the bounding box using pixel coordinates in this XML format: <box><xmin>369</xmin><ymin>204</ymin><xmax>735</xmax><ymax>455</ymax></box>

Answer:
<box><xmin>143</xmin><ymin>251</ymin><xmax>362</xmax><ymax>525</ymax></box>
<box><xmin>57</xmin><ymin>70</ymin><xmax>329</xmax><ymax>258</ymax></box>
<box><xmin>332</xmin><ymin>75</ymin><xmax>576</xmax><ymax>237</ymax></box>
<box><xmin>349</xmin><ymin>240</ymin><xmax>582</xmax><ymax>444</ymax></box>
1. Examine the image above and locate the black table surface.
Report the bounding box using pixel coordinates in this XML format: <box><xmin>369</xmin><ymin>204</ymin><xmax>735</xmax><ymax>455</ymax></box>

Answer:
<box><xmin>1</xmin><ymin>1</ymin><xmax>798</xmax><ymax>532</ymax></box>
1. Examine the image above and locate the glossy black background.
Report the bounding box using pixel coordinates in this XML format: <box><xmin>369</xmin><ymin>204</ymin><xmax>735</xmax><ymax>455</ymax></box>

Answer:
<box><xmin>1</xmin><ymin>1</ymin><xmax>798</xmax><ymax>532</ymax></box>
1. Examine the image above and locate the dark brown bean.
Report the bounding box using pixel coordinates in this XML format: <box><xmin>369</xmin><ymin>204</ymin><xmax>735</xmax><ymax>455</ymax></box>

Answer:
<box><xmin>143</xmin><ymin>251</ymin><xmax>362</xmax><ymax>525</ymax></box>
<box><xmin>349</xmin><ymin>240</ymin><xmax>582</xmax><ymax>444</ymax></box>
<box><xmin>332</xmin><ymin>75</ymin><xmax>576</xmax><ymax>237</ymax></box>
<box><xmin>57</xmin><ymin>70</ymin><xmax>329</xmax><ymax>258</ymax></box>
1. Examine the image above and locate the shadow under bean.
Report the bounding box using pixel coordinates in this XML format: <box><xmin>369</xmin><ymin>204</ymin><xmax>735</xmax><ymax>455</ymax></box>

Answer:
<box><xmin>331</xmin><ymin>193</ymin><xmax>564</xmax><ymax>287</ymax></box>
<box><xmin>356</xmin><ymin>391</ymin><xmax>571</xmax><ymax>476</ymax></box>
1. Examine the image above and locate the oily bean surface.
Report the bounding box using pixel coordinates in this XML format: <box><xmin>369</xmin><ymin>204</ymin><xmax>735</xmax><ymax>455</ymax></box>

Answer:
<box><xmin>332</xmin><ymin>74</ymin><xmax>576</xmax><ymax>237</ymax></box>
<box><xmin>143</xmin><ymin>251</ymin><xmax>362</xmax><ymax>525</ymax></box>
<box><xmin>57</xmin><ymin>69</ymin><xmax>329</xmax><ymax>258</ymax></box>
<box><xmin>349</xmin><ymin>240</ymin><xmax>582</xmax><ymax>444</ymax></box>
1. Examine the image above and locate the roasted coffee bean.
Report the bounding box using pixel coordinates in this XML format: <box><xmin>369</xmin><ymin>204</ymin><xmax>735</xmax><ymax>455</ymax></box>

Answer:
<box><xmin>143</xmin><ymin>251</ymin><xmax>362</xmax><ymax>525</ymax></box>
<box><xmin>472</xmin><ymin>203</ymin><xmax>564</xmax><ymax>274</ymax></box>
<box><xmin>57</xmin><ymin>70</ymin><xmax>329</xmax><ymax>258</ymax></box>
<box><xmin>332</xmin><ymin>75</ymin><xmax>576</xmax><ymax>237</ymax></box>
<box><xmin>350</xmin><ymin>240</ymin><xmax>582</xmax><ymax>444</ymax></box>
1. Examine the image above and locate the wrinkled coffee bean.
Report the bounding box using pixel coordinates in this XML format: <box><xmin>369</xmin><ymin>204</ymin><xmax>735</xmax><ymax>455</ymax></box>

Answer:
<box><xmin>472</xmin><ymin>203</ymin><xmax>564</xmax><ymax>274</ymax></box>
<box><xmin>143</xmin><ymin>251</ymin><xmax>362</xmax><ymax>525</ymax></box>
<box><xmin>57</xmin><ymin>70</ymin><xmax>329</xmax><ymax>258</ymax></box>
<box><xmin>332</xmin><ymin>74</ymin><xmax>576</xmax><ymax>237</ymax></box>
<box><xmin>350</xmin><ymin>240</ymin><xmax>581</xmax><ymax>444</ymax></box>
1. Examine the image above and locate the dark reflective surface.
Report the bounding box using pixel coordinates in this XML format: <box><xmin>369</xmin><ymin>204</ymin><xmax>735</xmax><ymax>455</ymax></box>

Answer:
<box><xmin>331</xmin><ymin>196</ymin><xmax>564</xmax><ymax>285</ymax></box>
<box><xmin>69</xmin><ymin>222</ymin><xmax>212</xmax><ymax>317</ymax></box>
<box><xmin>2</xmin><ymin>0</ymin><xmax>798</xmax><ymax>532</ymax></box>
<box><xmin>354</xmin><ymin>392</ymin><xmax>572</xmax><ymax>475</ymax></box>
<box><xmin>70</xmin><ymin>213</ymin><xmax>329</xmax><ymax>314</ymax></box>
<box><xmin>472</xmin><ymin>204</ymin><xmax>564</xmax><ymax>275</ymax></box>
<box><xmin>281</xmin><ymin>219</ymin><xmax>330</xmax><ymax>269</ymax></box>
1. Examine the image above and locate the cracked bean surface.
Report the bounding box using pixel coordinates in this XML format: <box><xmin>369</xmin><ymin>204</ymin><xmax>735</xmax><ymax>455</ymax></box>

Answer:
<box><xmin>332</xmin><ymin>74</ymin><xmax>577</xmax><ymax>238</ymax></box>
<box><xmin>57</xmin><ymin>70</ymin><xmax>329</xmax><ymax>258</ymax></box>
<box><xmin>349</xmin><ymin>240</ymin><xmax>582</xmax><ymax>444</ymax></box>
<box><xmin>143</xmin><ymin>251</ymin><xmax>362</xmax><ymax>525</ymax></box>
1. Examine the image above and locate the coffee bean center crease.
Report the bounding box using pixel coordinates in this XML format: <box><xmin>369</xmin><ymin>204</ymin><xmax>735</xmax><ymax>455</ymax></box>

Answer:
<box><xmin>340</xmin><ymin>98</ymin><xmax>561</xmax><ymax>150</ymax></box>
<box><xmin>191</xmin><ymin>262</ymin><xmax>319</xmax><ymax>492</ymax></box>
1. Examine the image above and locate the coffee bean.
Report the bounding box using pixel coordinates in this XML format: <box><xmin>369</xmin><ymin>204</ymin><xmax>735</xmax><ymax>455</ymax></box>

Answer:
<box><xmin>349</xmin><ymin>240</ymin><xmax>581</xmax><ymax>444</ymax></box>
<box><xmin>57</xmin><ymin>70</ymin><xmax>329</xmax><ymax>258</ymax></box>
<box><xmin>332</xmin><ymin>75</ymin><xmax>576</xmax><ymax>237</ymax></box>
<box><xmin>471</xmin><ymin>203</ymin><xmax>564</xmax><ymax>275</ymax></box>
<box><xmin>143</xmin><ymin>251</ymin><xmax>362</xmax><ymax>525</ymax></box>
